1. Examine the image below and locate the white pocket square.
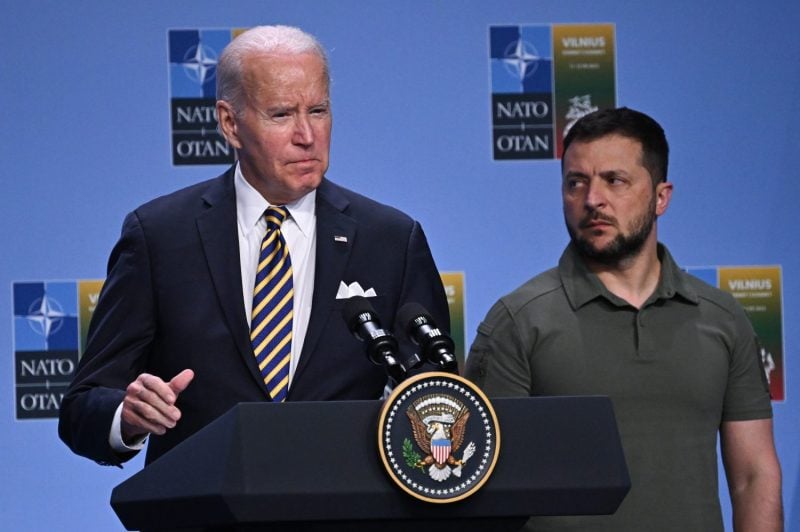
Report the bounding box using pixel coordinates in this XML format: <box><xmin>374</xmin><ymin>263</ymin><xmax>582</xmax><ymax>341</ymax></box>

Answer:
<box><xmin>336</xmin><ymin>281</ymin><xmax>377</xmax><ymax>299</ymax></box>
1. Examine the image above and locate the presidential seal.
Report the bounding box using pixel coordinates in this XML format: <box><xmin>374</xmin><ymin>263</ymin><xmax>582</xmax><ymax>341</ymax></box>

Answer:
<box><xmin>378</xmin><ymin>372</ymin><xmax>500</xmax><ymax>503</ymax></box>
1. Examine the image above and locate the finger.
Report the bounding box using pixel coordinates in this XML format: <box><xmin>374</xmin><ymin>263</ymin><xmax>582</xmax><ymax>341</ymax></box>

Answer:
<box><xmin>122</xmin><ymin>370</ymin><xmax>192</xmax><ymax>440</ymax></box>
<box><xmin>168</xmin><ymin>369</ymin><xmax>195</xmax><ymax>395</ymax></box>
<box><xmin>138</xmin><ymin>373</ymin><xmax>180</xmax><ymax>405</ymax></box>
<box><xmin>126</xmin><ymin>376</ymin><xmax>181</xmax><ymax>422</ymax></box>
<box><xmin>121</xmin><ymin>396</ymin><xmax>176</xmax><ymax>436</ymax></box>
<box><xmin>121</xmin><ymin>409</ymin><xmax>167</xmax><ymax>437</ymax></box>
<box><xmin>125</xmin><ymin>390</ymin><xmax>179</xmax><ymax>427</ymax></box>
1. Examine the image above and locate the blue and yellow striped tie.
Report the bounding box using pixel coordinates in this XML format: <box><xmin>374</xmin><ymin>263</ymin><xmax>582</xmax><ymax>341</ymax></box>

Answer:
<box><xmin>250</xmin><ymin>206</ymin><xmax>293</xmax><ymax>402</ymax></box>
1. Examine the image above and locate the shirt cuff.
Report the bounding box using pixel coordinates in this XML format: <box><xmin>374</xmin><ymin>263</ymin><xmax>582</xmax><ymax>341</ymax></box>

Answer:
<box><xmin>109</xmin><ymin>402</ymin><xmax>147</xmax><ymax>452</ymax></box>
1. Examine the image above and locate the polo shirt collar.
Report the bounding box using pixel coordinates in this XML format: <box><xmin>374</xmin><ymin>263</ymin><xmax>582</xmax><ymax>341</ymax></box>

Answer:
<box><xmin>559</xmin><ymin>242</ymin><xmax>700</xmax><ymax>310</ymax></box>
<box><xmin>652</xmin><ymin>243</ymin><xmax>700</xmax><ymax>305</ymax></box>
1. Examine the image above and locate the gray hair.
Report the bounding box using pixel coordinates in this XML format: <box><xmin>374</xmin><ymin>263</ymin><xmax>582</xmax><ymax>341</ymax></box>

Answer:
<box><xmin>216</xmin><ymin>25</ymin><xmax>330</xmax><ymax>114</ymax></box>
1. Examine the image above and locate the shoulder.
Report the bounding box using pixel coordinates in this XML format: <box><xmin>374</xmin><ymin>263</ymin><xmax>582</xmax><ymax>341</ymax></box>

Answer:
<box><xmin>115</xmin><ymin>172</ymin><xmax>233</xmax><ymax>240</ymax></box>
<box><xmin>677</xmin><ymin>270</ymin><xmax>759</xmax><ymax>349</ymax></box>
<box><xmin>479</xmin><ymin>267</ymin><xmax>563</xmax><ymax>331</ymax></box>
<box><xmin>134</xmin><ymin>172</ymin><xmax>231</xmax><ymax>219</ymax></box>
<box><xmin>498</xmin><ymin>267</ymin><xmax>563</xmax><ymax>315</ymax></box>
<box><xmin>661</xmin><ymin>244</ymin><xmax>744</xmax><ymax>319</ymax></box>
<box><xmin>318</xmin><ymin>178</ymin><xmax>414</xmax><ymax>228</ymax></box>
<box><xmin>680</xmin><ymin>270</ymin><xmax>742</xmax><ymax>318</ymax></box>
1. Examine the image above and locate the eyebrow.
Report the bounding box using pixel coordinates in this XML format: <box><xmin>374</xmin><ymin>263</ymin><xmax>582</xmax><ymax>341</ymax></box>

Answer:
<box><xmin>263</xmin><ymin>103</ymin><xmax>296</xmax><ymax>113</ymax></box>
<box><xmin>563</xmin><ymin>169</ymin><xmax>628</xmax><ymax>179</ymax></box>
<box><xmin>598</xmin><ymin>169</ymin><xmax>628</xmax><ymax>179</ymax></box>
<box><xmin>563</xmin><ymin>170</ymin><xmax>588</xmax><ymax>180</ymax></box>
<box><xmin>265</xmin><ymin>100</ymin><xmax>330</xmax><ymax>112</ymax></box>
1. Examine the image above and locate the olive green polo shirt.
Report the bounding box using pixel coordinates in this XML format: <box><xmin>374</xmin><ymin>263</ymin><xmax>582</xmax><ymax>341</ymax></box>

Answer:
<box><xmin>466</xmin><ymin>243</ymin><xmax>772</xmax><ymax>532</ymax></box>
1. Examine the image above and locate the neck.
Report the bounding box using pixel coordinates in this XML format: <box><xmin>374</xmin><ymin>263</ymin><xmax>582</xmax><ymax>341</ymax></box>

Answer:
<box><xmin>585</xmin><ymin>238</ymin><xmax>661</xmax><ymax>309</ymax></box>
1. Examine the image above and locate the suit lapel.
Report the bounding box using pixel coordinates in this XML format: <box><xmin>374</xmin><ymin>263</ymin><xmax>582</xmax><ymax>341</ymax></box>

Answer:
<box><xmin>292</xmin><ymin>179</ymin><xmax>355</xmax><ymax>383</ymax></box>
<box><xmin>196</xmin><ymin>169</ymin><xmax>270</xmax><ymax>397</ymax></box>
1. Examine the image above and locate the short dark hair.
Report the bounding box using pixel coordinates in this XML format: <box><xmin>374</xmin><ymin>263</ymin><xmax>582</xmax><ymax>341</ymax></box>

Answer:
<box><xmin>562</xmin><ymin>107</ymin><xmax>669</xmax><ymax>185</ymax></box>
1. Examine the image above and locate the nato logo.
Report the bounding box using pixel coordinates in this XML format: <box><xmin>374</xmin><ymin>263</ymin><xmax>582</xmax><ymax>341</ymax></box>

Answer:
<box><xmin>13</xmin><ymin>282</ymin><xmax>80</xmax><ymax>419</ymax></box>
<box><xmin>491</xmin><ymin>25</ymin><xmax>553</xmax><ymax>94</ymax></box>
<box><xmin>168</xmin><ymin>29</ymin><xmax>237</xmax><ymax>166</ymax></box>
<box><xmin>490</xmin><ymin>25</ymin><xmax>554</xmax><ymax>160</ymax></box>
<box><xmin>14</xmin><ymin>282</ymin><xmax>78</xmax><ymax>352</ymax></box>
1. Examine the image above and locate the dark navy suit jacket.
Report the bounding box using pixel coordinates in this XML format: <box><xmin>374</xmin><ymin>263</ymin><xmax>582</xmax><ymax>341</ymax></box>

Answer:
<box><xmin>58</xmin><ymin>167</ymin><xmax>449</xmax><ymax>465</ymax></box>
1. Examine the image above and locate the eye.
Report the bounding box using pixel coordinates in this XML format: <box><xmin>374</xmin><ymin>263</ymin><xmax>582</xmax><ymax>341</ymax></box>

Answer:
<box><xmin>564</xmin><ymin>178</ymin><xmax>585</xmax><ymax>190</ymax></box>
<box><xmin>265</xmin><ymin>107</ymin><xmax>291</xmax><ymax>120</ymax></box>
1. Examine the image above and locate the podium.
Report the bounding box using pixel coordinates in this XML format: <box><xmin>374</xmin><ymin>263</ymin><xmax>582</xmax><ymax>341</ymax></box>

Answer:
<box><xmin>111</xmin><ymin>396</ymin><xmax>629</xmax><ymax>531</ymax></box>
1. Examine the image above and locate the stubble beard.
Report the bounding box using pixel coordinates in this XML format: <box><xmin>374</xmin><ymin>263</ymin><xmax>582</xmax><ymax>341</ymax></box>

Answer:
<box><xmin>567</xmin><ymin>194</ymin><xmax>657</xmax><ymax>266</ymax></box>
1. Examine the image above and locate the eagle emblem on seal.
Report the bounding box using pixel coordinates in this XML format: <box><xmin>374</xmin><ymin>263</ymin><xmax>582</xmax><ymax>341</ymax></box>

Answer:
<box><xmin>405</xmin><ymin>394</ymin><xmax>477</xmax><ymax>482</ymax></box>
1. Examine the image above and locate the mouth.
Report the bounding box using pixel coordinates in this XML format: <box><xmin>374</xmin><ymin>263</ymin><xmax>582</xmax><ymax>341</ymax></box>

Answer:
<box><xmin>289</xmin><ymin>158</ymin><xmax>318</xmax><ymax>165</ymax></box>
<box><xmin>580</xmin><ymin>217</ymin><xmax>614</xmax><ymax>230</ymax></box>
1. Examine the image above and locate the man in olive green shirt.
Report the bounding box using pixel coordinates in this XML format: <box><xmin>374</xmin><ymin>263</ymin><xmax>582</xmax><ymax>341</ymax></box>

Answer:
<box><xmin>465</xmin><ymin>107</ymin><xmax>782</xmax><ymax>531</ymax></box>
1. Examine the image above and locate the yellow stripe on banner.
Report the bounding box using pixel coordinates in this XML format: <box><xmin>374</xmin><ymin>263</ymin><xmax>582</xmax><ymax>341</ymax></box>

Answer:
<box><xmin>251</xmin><ymin>288</ymin><xmax>294</xmax><ymax>338</ymax></box>
<box><xmin>253</xmin><ymin>313</ymin><xmax>293</xmax><ymax>356</ymax></box>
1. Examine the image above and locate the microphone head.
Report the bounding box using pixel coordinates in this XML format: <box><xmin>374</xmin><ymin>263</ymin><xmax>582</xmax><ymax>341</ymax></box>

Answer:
<box><xmin>342</xmin><ymin>296</ymin><xmax>378</xmax><ymax>333</ymax></box>
<box><xmin>397</xmin><ymin>302</ymin><xmax>457</xmax><ymax>373</ymax></box>
<box><xmin>397</xmin><ymin>302</ymin><xmax>433</xmax><ymax>335</ymax></box>
<box><xmin>342</xmin><ymin>296</ymin><xmax>404</xmax><ymax>378</ymax></box>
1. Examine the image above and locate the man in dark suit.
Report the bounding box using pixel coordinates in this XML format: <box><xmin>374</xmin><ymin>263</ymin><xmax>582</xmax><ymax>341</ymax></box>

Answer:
<box><xmin>58</xmin><ymin>25</ymin><xmax>449</xmax><ymax>466</ymax></box>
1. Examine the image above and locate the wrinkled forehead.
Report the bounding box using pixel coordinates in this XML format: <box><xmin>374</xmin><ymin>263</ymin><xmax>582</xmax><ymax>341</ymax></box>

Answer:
<box><xmin>562</xmin><ymin>134</ymin><xmax>645</xmax><ymax>171</ymax></box>
<box><xmin>242</xmin><ymin>50</ymin><xmax>329</xmax><ymax>85</ymax></box>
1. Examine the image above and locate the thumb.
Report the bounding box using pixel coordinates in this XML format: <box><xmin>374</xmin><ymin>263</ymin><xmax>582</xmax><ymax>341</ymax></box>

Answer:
<box><xmin>168</xmin><ymin>369</ymin><xmax>195</xmax><ymax>395</ymax></box>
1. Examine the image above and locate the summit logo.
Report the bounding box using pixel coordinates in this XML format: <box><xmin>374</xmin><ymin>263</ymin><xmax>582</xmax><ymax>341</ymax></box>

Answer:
<box><xmin>489</xmin><ymin>24</ymin><xmax>616</xmax><ymax>160</ymax></box>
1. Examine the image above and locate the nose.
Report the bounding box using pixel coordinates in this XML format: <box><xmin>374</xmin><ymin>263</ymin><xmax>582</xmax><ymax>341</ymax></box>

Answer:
<box><xmin>584</xmin><ymin>180</ymin><xmax>607</xmax><ymax>210</ymax></box>
<box><xmin>293</xmin><ymin>114</ymin><xmax>314</xmax><ymax>147</ymax></box>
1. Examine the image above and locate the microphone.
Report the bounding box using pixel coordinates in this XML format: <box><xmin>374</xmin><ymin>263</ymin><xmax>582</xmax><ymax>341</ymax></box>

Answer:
<box><xmin>396</xmin><ymin>303</ymin><xmax>458</xmax><ymax>373</ymax></box>
<box><xmin>342</xmin><ymin>296</ymin><xmax>407</xmax><ymax>383</ymax></box>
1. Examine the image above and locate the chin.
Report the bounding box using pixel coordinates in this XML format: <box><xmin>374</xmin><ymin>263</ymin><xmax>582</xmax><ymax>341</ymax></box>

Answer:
<box><xmin>288</xmin><ymin>174</ymin><xmax>323</xmax><ymax>196</ymax></box>
<box><xmin>299</xmin><ymin>173</ymin><xmax>324</xmax><ymax>189</ymax></box>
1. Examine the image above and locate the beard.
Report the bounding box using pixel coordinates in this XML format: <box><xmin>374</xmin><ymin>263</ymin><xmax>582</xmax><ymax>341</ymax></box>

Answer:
<box><xmin>567</xmin><ymin>195</ymin><xmax>657</xmax><ymax>266</ymax></box>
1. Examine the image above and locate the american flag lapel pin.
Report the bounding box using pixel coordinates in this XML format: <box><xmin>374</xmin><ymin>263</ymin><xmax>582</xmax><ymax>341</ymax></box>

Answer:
<box><xmin>334</xmin><ymin>235</ymin><xmax>348</xmax><ymax>243</ymax></box>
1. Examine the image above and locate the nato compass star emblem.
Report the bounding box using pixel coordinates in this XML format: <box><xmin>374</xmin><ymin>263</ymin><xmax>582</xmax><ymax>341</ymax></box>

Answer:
<box><xmin>25</xmin><ymin>295</ymin><xmax>66</xmax><ymax>340</ymax></box>
<box><xmin>181</xmin><ymin>43</ymin><xmax>218</xmax><ymax>85</ymax></box>
<box><xmin>502</xmin><ymin>38</ymin><xmax>542</xmax><ymax>81</ymax></box>
<box><xmin>378</xmin><ymin>372</ymin><xmax>500</xmax><ymax>503</ymax></box>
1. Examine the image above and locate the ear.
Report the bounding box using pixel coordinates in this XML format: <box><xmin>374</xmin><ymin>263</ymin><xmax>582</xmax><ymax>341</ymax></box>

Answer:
<box><xmin>655</xmin><ymin>181</ymin><xmax>673</xmax><ymax>216</ymax></box>
<box><xmin>216</xmin><ymin>100</ymin><xmax>242</xmax><ymax>150</ymax></box>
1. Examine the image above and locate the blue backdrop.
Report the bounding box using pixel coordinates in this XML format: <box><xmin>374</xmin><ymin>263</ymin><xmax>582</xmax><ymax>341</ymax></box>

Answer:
<box><xmin>2</xmin><ymin>1</ymin><xmax>798</xmax><ymax>530</ymax></box>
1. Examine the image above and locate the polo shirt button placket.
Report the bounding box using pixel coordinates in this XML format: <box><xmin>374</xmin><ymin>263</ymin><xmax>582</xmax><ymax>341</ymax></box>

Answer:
<box><xmin>636</xmin><ymin>311</ymin><xmax>654</xmax><ymax>360</ymax></box>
